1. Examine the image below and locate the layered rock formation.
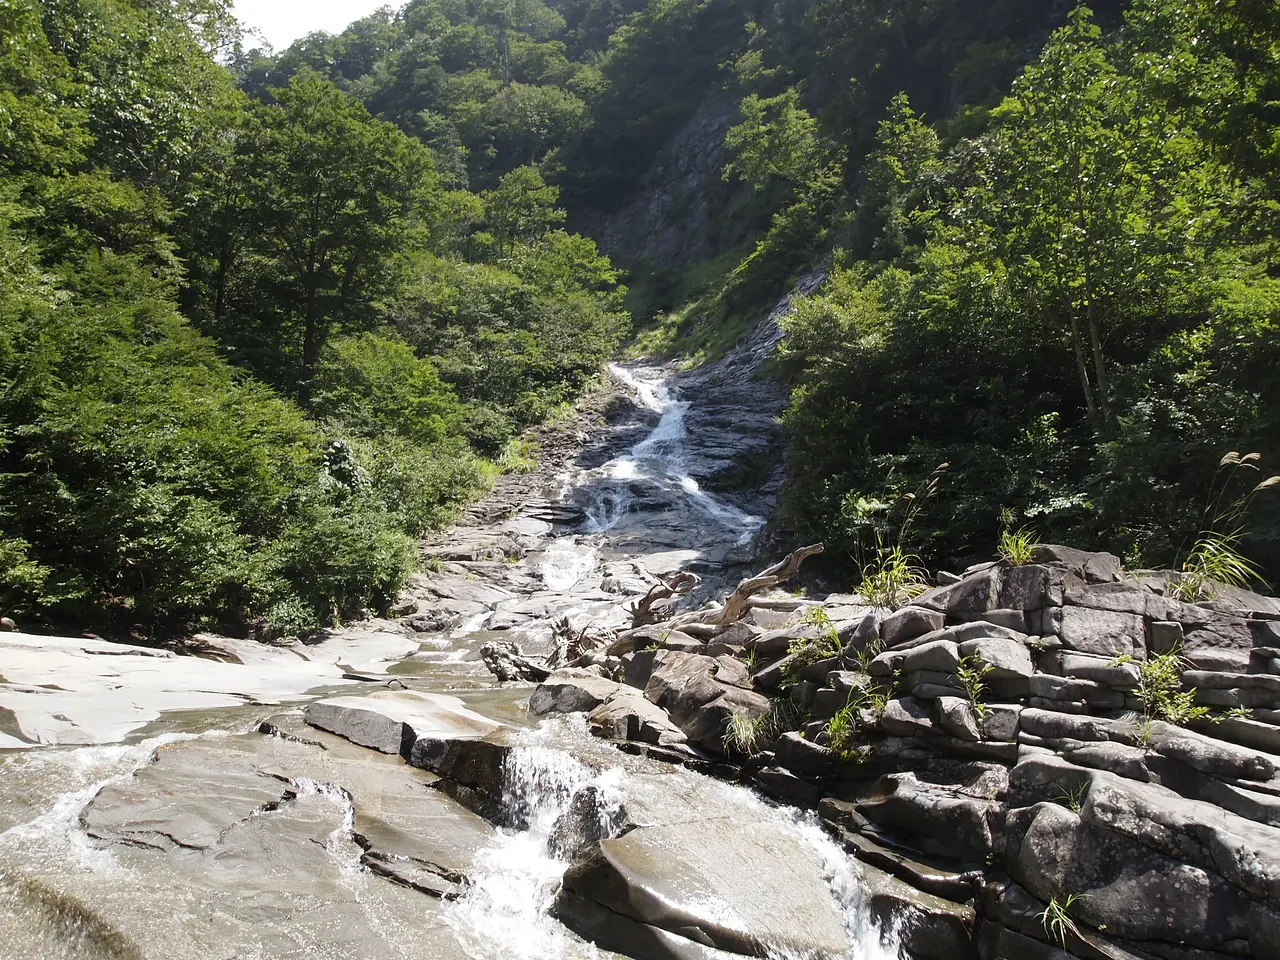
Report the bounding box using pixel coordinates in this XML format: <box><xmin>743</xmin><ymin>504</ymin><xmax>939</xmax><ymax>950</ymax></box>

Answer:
<box><xmin>529</xmin><ymin>545</ymin><xmax>1280</xmax><ymax>959</ymax></box>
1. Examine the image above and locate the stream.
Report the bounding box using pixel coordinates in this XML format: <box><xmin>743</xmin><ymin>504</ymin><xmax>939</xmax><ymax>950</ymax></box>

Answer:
<box><xmin>0</xmin><ymin>333</ymin><xmax>902</xmax><ymax>960</ymax></box>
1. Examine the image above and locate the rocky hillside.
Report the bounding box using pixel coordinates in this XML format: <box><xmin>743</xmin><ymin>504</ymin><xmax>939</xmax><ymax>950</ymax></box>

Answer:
<box><xmin>502</xmin><ymin>544</ymin><xmax>1280</xmax><ymax>959</ymax></box>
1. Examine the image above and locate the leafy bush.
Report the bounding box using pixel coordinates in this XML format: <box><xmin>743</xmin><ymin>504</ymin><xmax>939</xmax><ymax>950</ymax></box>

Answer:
<box><xmin>998</xmin><ymin>527</ymin><xmax>1040</xmax><ymax>566</ymax></box>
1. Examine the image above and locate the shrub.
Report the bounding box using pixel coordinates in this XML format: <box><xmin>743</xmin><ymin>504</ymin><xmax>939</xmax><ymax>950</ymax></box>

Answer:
<box><xmin>997</xmin><ymin>526</ymin><xmax>1039</xmax><ymax>566</ymax></box>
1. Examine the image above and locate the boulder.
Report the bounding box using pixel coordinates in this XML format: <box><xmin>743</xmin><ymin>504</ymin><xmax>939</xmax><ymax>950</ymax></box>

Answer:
<box><xmin>915</xmin><ymin>567</ymin><xmax>1001</xmax><ymax>616</ymax></box>
<box><xmin>900</xmin><ymin>640</ymin><xmax>962</xmax><ymax>675</ymax></box>
<box><xmin>530</xmin><ymin>673</ymin><xmax>624</xmax><ymax>715</ymax></box>
<box><xmin>882</xmin><ymin>697</ymin><xmax>936</xmax><ymax>737</ymax></box>
<box><xmin>644</xmin><ymin>650</ymin><xmax>770</xmax><ymax>752</ymax></box>
<box><xmin>304</xmin><ymin>691</ymin><xmax>503</xmax><ymax>759</ymax></box>
<box><xmin>555</xmin><ymin>817</ymin><xmax>855</xmax><ymax>960</ymax></box>
<box><xmin>588</xmin><ymin>691</ymin><xmax>688</xmax><ymax>746</ymax></box>
<box><xmin>937</xmin><ymin>697</ymin><xmax>982</xmax><ymax>742</ymax></box>
<box><xmin>1010</xmin><ymin>802</ymin><xmax>1253</xmax><ymax>949</ymax></box>
<box><xmin>1057</xmin><ymin>606</ymin><xmax>1145</xmax><ymax>659</ymax></box>
<box><xmin>1028</xmin><ymin>545</ymin><xmax>1121</xmax><ymax>584</ymax></box>
<box><xmin>957</xmin><ymin>637</ymin><xmax>1033</xmax><ymax>685</ymax></box>
<box><xmin>774</xmin><ymin>731</ymin><xmax>839</xmax><ymax>779</ymax></box>
<box><xmin>981</xmin><ymin>704</ymin><xmax>1021</xmax><ymax>743</ymax></box>
<box><xmin>857</xmin><ymin>773</ymin><xmax>1000</xmax><ymax>861</ymax></box>
<box><xmin>881</xmin><ymin>606</ymin><xmax>945</xmax><ymax>647</ymax></box>
<box><xmin>998</xmin><ymin>564</ymin><xmax>1067</xmax><ymax>611</ymax></box>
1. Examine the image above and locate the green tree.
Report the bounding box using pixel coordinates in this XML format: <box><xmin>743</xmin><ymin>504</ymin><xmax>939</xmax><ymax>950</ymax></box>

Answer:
<box><xmin>722</xmin><ymin>88</ymin><xmax>820</xmax><ymax>192</ymax></box>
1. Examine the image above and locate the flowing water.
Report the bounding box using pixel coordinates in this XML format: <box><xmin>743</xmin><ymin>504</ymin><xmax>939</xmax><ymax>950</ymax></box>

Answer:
<box><xmin>0</xmin><ymin>362</ymin><xmax>901</xmax><ymax>960</ymax></box>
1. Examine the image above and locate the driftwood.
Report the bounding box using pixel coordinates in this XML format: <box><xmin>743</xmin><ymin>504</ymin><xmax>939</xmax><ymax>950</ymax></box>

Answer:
<box><xmin>546</xmin><ymin>616</ymin><xmax>611</xmax><ymax>668</ymax></box>
<box><xmin>700</xmin><ymin>543</ymin><xmax>824</xmax><ymax>626</ymax></box>
<box><xmin>480</xmin><ymin>640</ymin><xmax>551</xmax><ymax>682</ymax></box>
<box><xmin>628</xmin><ymin>572</ymin><xmax>702</xmax><ymax>627</ymax></box>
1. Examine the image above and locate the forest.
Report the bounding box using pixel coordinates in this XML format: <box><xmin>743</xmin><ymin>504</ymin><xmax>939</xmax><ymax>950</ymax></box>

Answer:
<box><xmin>2</xmin><ymin>0</ymin><xmax>1278</xmax><ymax>635</ymax></box>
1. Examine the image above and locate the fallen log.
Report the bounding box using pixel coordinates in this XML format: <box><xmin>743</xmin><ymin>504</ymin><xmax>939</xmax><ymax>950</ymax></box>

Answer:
<box><xmin>700</xmin><ymin>543</ymin><xmax>824</xmax><ymax>626</ymax></box>
<box><xmin>480</xmin><ymin>640</ymin><xmax>551</xmax><ymax>682</ymax></box>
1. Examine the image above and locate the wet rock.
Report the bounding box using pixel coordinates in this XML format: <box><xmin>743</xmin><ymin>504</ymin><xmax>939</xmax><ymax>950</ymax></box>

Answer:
<box><xmin>752</xmin><ymin>766</ymin><xmax>826</xmax><ymax>807</ymax></box>
<box><xmin>857</xmin><ymin>772</ymin><xmax>999</xmax><ymax>861</ymax></box>
<box><xmin>881</xmin><ymin>606</ymin><xmax>945</xmax><ymax>647</ymax></box>
<box><xmin>556</xmin><ymin>817</ymin><xmax>853</xmax><ymax>959</ymax></box>
<box><xmin>860</xmin><ymin>861</ymin><xmax>978</xmax><ymax>960</ymax></box>
<box><xmin>408</xmin><ymin>732</ymin><xmax>514</xmax><ymax>798</ymax></box>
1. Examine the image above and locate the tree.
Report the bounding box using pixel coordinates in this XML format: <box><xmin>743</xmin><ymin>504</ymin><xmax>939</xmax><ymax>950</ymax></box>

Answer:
<box><xmin>722</xmin><ymin>88</ymin><xmax>820</xmax><ymax>191</ymax></box>
<box><xmin>483</xmin><ymin>165</ymin><xmax>565</xmax><ymax>253</ymax></box>
<box><xmin>229</xmin><ymin>71</ymin><xmax>437</xmax><ymax>402</ymax></box>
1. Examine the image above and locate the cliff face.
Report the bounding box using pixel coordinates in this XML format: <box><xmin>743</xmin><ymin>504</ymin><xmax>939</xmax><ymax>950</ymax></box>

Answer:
<box><xmin>570</xmin><ymin>94</ymin><xmax>738</xmax><ymax>268</ymax></box>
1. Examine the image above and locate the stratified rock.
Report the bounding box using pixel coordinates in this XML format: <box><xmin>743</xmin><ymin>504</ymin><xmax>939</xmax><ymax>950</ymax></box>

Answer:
<box><xmin>773</xmin><ymin>731</ymin><xmax>838</xmax><ymax>778</ymax></box>
<box><xmin>882</xmin><ymin>697</ymin><xmax>936</xmax><ymax>737</ymax></box>
<box><xmin>1028</xmin><ymin>545</ymin><xmax>1121</xmax><ymax>584</ymax></box>
<box><xmin>915</xmin><ymin>568</ymin><xmax>1001</xmax><ymax>616</ymax></box>
<box><xmin>900</xmin><ymin>640</ymin><xmax>961</xmax><ymax>675</ymax></box>
<box><xmin>937</xmin><ymin>697</ymin><xmax>981</xmax><ymax>742</ymax></box>
<box><xmin>644</xmin><ymin>650</ymin><xmax>770</xmax><ymax>752</ymax></box>
<box><xmin>1058</xmin><ymin>606</ymin><xmax>1145</xmax><ymax>659</ymax></box>
<box><xmin>857</xmin><ymin>772</ymin><xmax>999</xmax><ymax>861</ymax></box>
<box><xmin>530</xmin><ymin>672</ymin><xmax>624</xmax><ymax>715</ymax></box>
<box><xmin>589</xmin><ymin>691</ymin><xmax>688</xmax><ymax>746</ymax></box>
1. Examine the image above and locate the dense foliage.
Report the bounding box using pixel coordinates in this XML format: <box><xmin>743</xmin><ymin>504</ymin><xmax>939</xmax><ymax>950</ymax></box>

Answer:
<box><xmin>0</xmin><ymin>0</ymin><xmax>626</xmax><ymax>635</ymax></box>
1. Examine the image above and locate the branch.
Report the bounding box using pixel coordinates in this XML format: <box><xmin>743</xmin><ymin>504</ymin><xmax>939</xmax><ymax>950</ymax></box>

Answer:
<box><xmin>628</xmin><ymin>572</ymin><xmax>702</xmax><ymax>627</ymax></box>
<box><xmin>701</xmin><ymin>543</ymin><xmax>824</xmax><ymax>626</ymax></box>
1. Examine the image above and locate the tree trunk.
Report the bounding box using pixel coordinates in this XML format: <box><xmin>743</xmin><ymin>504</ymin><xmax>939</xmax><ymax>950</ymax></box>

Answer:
<box><xmin>1085</xmin><ymin>295</ymin><xmax>1112</xmax><ymax>429</ymax></box>
<box><xmin>1068</xmin><ymin>314</ymin><xmax>1099</xmax><ymax>428</ymax></box>
<box><xmin>299</xmin><ymin>271</ymin><xmax>320</xmax><ymax>408</ymax></box>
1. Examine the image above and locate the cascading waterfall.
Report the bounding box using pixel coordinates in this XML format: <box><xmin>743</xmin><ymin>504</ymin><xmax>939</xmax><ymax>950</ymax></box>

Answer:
<box><xmin>575</xmin><ymin>365</ymin><xmax>765</xmax><ymax>543</ymax></box>
<box><xmin>444</xmin><ymin>720</ymin><xmax>624</xmax><ymax>960</ymax></box>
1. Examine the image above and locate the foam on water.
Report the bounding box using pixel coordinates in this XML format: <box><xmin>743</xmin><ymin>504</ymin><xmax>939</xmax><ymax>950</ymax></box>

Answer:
<box><xmin>579</xmin><ymin>365</ymin><xmax>766</xmax><ymax>542</ymax></box>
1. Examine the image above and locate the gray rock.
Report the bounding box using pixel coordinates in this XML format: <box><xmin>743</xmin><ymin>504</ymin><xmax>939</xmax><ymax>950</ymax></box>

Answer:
<box><xmin>882</xmin><ymin>697</ymin><xmax>936</xmax><ymax>737</ymax></box>
<box><xmin>1058</xmin><ymin>606</ymin><xmax>1145</xmax><ymax>659</ymax></box>
<box><xmin>900</xmin><ymin>639</ymin><xmax>961</xmax><ymax>675</ymax></box>
<box><xmin>1080</xmin><ymin>771</ymin><xmax>1280</xmax><ymax>903</ymax></box>
<box><xmin>1062</xmin><ymin>742</ymin><xmax>1152</xmax><ymax>782</ymax></box>
<box><xmin>624</xmin><ymin>649</ymin><xmax>659</xmax><ymax>689</ymax></box>
<box><xmin>1148</xmin><ymin>620</ymin><xmax>1184</xmax><ymax>656</ymax></box>
<box><xmin>999</xmin><ymin>564</ymin><xmax>1068</xmax><ymax>610</ymax></box>
<box><xmin>809</xmin><ymin>687</ymin><xmax>845</xmax><ymax>720</ymax></box>
<box><xmin>1185</xmin><ymin>670</ymin><xmax>1280</xmax><ymax>693</ymax></box>
<box><xmin>1026</xmin><ymin>674</ymin><xmax>1124</xmax><ymax>709</ymax></box>
<box><xmin>952</xmin><ymin>608</ymin><xmax>1031</xmax><ymax>633</ymax></box>
<box><xmin>530</xmin><ymin>673</ymin><xmax>624</xmax><ymax>715</ymax></box>
<box><xmin>774</xmin><ymin>731</ymin><xmax>838</xmax><ymax>778</ymax></box>
<box><xmin>1028</xmin><ymin>544</ymin><xmax>1121</xmax><ymax>583</ymax></box>
<box><xmin>858</xmin><ymin>861</ymin><xmax>979</xmax><ymax>960</ymax></box>
<box><xmin>588</xmin><ymin>691</ymin><xmax>687</xmax><ymax>746</ymax></box>
<box><xmin>915</xmin><ymin>567</ymin><xmax>1001</xmax><ymax>616</ymax></box>
<box><xmin>1154</xmin><ymin>733</ymin><xmax>1275</xmax><ymax>781</ymax></box>
<box><xmin>556</xmin><ymin>817</ymin><xmax>854</xmax><ymax>959</ymax></box>
<box><xmin>957</xmin><ymin>637</ymin><xmax>1034</xmax><ymax>683</ymax></box>
<box><xmin>981</xmin><ymin>704</ymin><xmax>1021</xmax><ymax>743</ymax></box>
<box><xmin>752</xmin><ymin>766</ymin><xmax>826</xmax><ymax>808</ymax></box>
<box><xmin>1011</xmin><ymin>802</ymin><xmax>1252</xmax><ymax>948</ymax></box>
<box><xmin>937</xmin><ymin>697</ymin><xmax>981</xmax><ymax>742</ymax></box>
<box><xmin>1057</xmin><ymin>652</ymin><xmax>1140</xmax><ymax>689</ymax></box>
<box><xmin>857</xmin><ymin>772</ymin><xmax>999</xmax><ymax>860</ymax></box>
<box><xmin>644</xmin><ymin>650</ymin><xmax>770</xmax><ymax>752</ymax></box>
<box><xmin>880</xmin><ymin>605</ymin><xmax>945</xmax><ymax>647</ymax></box>
<box><xmin>305</xmin><ymin>691</ymin><xmax>504</xmax><ymax>759</ymax></box>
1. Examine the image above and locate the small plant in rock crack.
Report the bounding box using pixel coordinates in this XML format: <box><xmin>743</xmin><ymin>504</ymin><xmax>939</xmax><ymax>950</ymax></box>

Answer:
<box><xmin>824</xmin><ymin>680</ymin><xmax>893</xmax><ymax>759</ymax></box>
<box><xmin>724</xmin><ymin>697</ymin><xmax>804</xmax><ymax>756</ymax></box>
<box><xmin>956</xmin><ymin>654</ymin><xmax>992</xmax><ymax>719</ymax></box>
<box><xmin>1224</xmin><ymin>706</ymin><xmax>1253</xmax><ymax>721</ymax></box>
<box><xmin>784</xmin><ymin>610</ymin><xmax>842</xmax><ymax>684</ymax></box>
<box><xmin>425</xmin><ymin>554</ymin><xmax>446</xmax><ymax>574</ymax></box>
<box><xmin>997</xmin><ymin>526</ymin><xmax>1040</xmax><ymax>566</ymax></box>
<box><xmin>1056</xmin><ymin>781</ymin><xmax>1090</xmax><ymax>814</ymax></box>
<box><xmin>1137</xmin><ymin>644</ymin><xmax>1211</xmax><ymax>726</ymax></box>
<box><xmin>1038</xmin><ymin>893</ymin><xmax>1089</xmax><ymax>955</ymax></box>
<box><xmin>845</xmin><ymin>463</ymin><xmax>947</xmax><ymax>609</ymax></box>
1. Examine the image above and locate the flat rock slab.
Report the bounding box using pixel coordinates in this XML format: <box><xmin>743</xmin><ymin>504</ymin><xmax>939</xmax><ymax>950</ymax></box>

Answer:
<box><xmin>304</xmin><ymin>690</ymin><xmax>505</xmax><ymax>757</ymax></box>
<box><xmin>558</xmin><ymin>816</ymin><xmax>853</xmax><ymax>959</ymax></box>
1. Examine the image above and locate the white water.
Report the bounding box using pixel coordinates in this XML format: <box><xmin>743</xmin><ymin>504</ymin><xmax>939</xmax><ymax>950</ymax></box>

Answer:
<box><xmin>576</xmin><ymin>366</ymin><xmax>766</xmax><ymax>544</ymax></box>
<box><xmin>445</xmin><ymin>720</ymin><xmax>623</xmax><ymax>960</ymax></box>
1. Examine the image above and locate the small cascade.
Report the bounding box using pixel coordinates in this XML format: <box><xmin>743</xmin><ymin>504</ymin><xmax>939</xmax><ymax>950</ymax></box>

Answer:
<box><xmin>539</xmin><ymin>538</ymin><xmax>599</xmax><ymax>592</ymax></box>
<box><xmin>444</xmin><ymin>721</ymin><xmax>624</xmax><ymax>960</ymax></box>
<box><xmin>576</xmin><ymin>364</ymin><xmax>765</xmax><ymax>542</ymax></box>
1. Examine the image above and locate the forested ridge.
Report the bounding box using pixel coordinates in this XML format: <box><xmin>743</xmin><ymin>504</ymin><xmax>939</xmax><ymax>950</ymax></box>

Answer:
<box><xmin>2</xmin><ymin>0</ymin><xmax>1278</xmax><ymax>637</ymax></box>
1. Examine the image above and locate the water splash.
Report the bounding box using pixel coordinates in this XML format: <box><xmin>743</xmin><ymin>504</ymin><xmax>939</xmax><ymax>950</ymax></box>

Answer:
<box><xmin>540</xmin><ymin>538</ymin><xmax>599</xmax><ymax>592</ymax></box>
<box><xmin>444</xmin><ymin>721</ymin><xmax>622</xmax><ymax>960</ymax></box>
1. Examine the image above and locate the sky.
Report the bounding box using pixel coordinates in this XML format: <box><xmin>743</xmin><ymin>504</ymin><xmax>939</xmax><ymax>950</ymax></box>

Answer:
<box><xmin>233</xmin><ymin>0</ymin><xmax>394</xmax><ymax>51</ymax></box>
